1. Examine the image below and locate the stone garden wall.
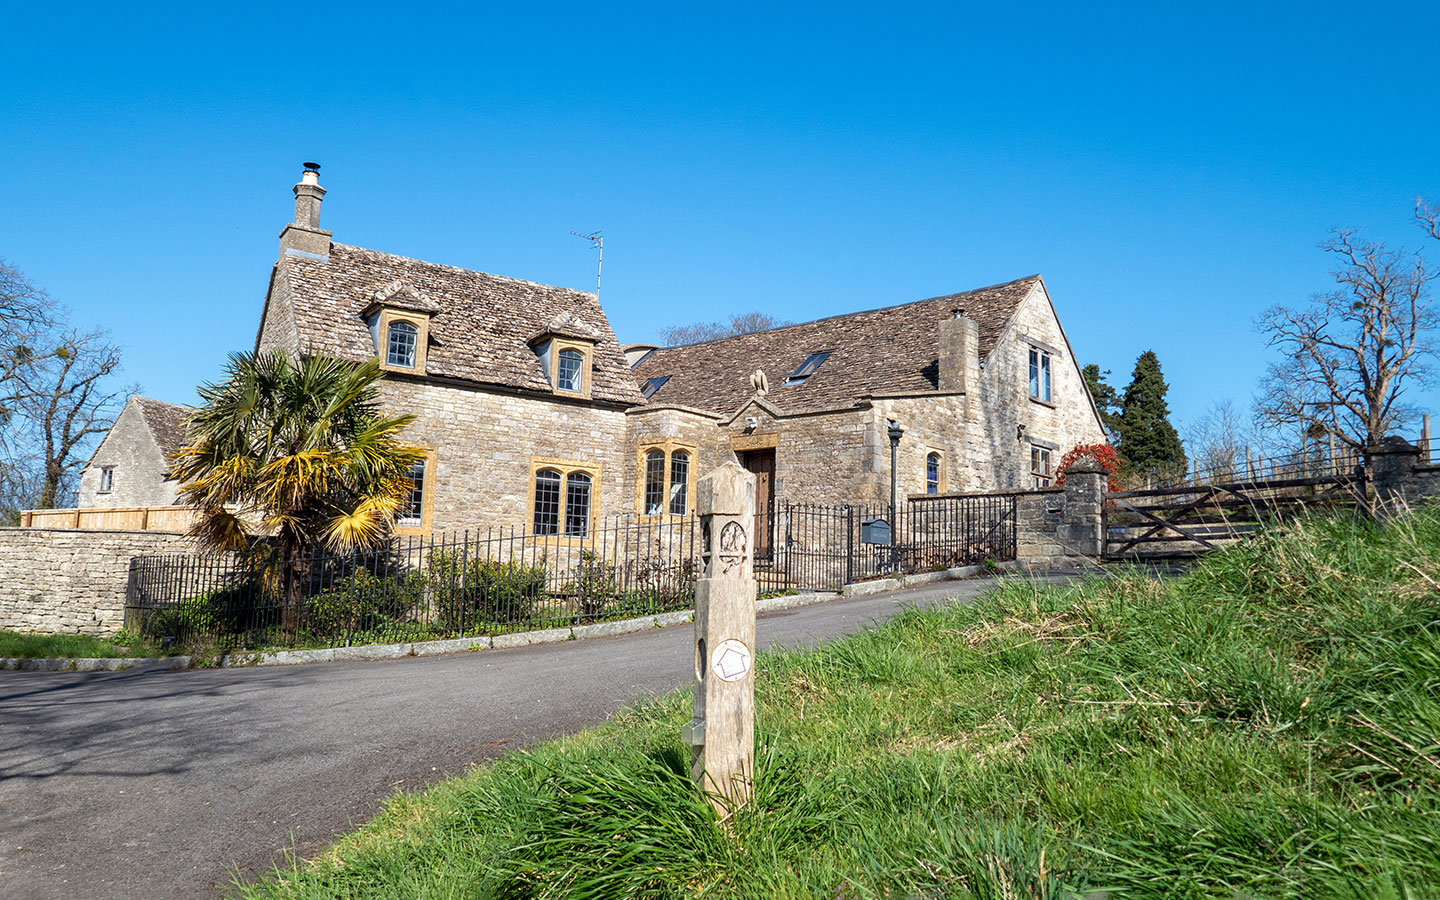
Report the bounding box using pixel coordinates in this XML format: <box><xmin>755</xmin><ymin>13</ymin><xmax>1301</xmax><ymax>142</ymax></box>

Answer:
<box><xmin>0</xmin><ymin>528</ymin><xmax>192</xmax><ymax>636</ymax></box>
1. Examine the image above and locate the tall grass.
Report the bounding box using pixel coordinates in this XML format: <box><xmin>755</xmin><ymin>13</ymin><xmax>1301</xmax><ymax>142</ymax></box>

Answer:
<box><xmin>232</xmin><ymin>507</ymin><xmax>1440</xmax><ymax>899</ymax></box>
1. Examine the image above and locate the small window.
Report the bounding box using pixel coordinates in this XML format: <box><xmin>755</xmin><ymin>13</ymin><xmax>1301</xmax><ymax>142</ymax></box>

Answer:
<box><xmin>643</xmin><ymin>449</ymin><xmax>666</xmax><ymax>515</ymax></box>
<box><xmin>387</xmin><ymin>320</ymin><xmax>418</xmax><ymax>369</ymax></box>
<box><xmin>641</xmin><ymin>375</ymin><xmax>670</xmax><ymax>398</ymax></box>
<box><xmin>669</xmin><ymin>450</ymin><xmax>689</xmax><ymax>515</ymax></box>
<box><xmin>565</xmin><ymin>471</ymin><xmax>591</xmax><ymax>537</ymax></box>
<box><xmin>99</xmin><ymin>466</ymin><xmax>115</xmax><ymax>493</ymax></box>
<box><xmin>556</xmin><ymin>348</ymin><xmax>584</xmax><ymax>392</ymax></box>
<box><xmin>534</xmin><ymin>469</ymin><xmax>562</xmax><ymax>534</ymax></box>
<box><xmin>1028</xmin><ymin>347</ymin><xmax>1052</xmax><ymax>403</ymax></box>
<box><xmin>784</xmin><ymin>350</ymin><xmax>831</xmax><ymax>386</ymax></box>
<box><xmin>1030</xmin><ymin>445</ymin><xmax>1053</xmax><ymax>489</ymax></box>
<box><xmin>399</xmin><ymin>460</ymin><xmax>426</xmax><ymax>525</ymax></box>
<box><xmin>926</xmin><ymin>453</ymin><xmax>940</xmax><ymax>494</ymax></box>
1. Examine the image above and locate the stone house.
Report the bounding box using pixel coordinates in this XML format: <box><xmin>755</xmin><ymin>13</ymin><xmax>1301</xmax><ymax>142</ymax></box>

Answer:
<box><xmin>76</xmin><ymin>395</ymin><xmax>191</xmax><ymax>508</ymax></box>
<box><xmin>248</xmin><ymin>165</ymin><xmax>1106</xmax><ymax>536</ymax></box>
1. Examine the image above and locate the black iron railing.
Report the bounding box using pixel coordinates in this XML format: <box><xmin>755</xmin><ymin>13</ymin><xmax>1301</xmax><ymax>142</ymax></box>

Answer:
<box><xmin>126</xmin><ymin>495</ymin><xmax>1019</xmax><ymax>651</ymax></box>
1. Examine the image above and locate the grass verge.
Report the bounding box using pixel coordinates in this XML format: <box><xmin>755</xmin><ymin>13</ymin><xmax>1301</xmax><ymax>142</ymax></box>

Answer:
<box><xmin>0</xmin><ymin>629</ymin><xmax>148</xmax><ymax>659</ymax></box>
<box><xmin>231</xmin><ymin>506</ymin><xmax>1440</xmax><ymax>899</ymax></box>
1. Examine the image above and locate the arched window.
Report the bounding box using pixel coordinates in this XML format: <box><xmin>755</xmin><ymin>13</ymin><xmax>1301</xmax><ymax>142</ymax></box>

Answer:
<box><xmin>533</xmin><ymin>468</ymin><xmax>562</xmax><ymax>534</ymax></box>
<box><xmin>387</xmin><ymin>320</ymin><xmax>418</xmax><ymax>368</ymax></box>
<box><xmin>643</xmin><ymin>449</ymin><xmax>666</xmax><ymax>515</ymax></box>
<box><xmin>669</xmin><ymin>450</ymin><xmax>690</xmax><ymax>515</ymax></box>
<box><xmin>564</xmin><ymin>471</ymin><xmax>591</xmax><ymax>537</ymax></box>
<box><xmin>556</xmin><ymin>348</ymin><xmax>584</xmax><ymax>392</ymax></box>
<box><xmin>926</xmin><ymin>453</ymin><xmax>941</xmax><ymax>494</ymax></box>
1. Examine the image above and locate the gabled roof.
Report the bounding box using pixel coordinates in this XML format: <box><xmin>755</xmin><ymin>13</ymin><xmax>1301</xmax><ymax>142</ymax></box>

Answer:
<box><xmin>132</xmin><ymin>396</ymin><xmax>192</xmax><ymax>457</ymax></box>
<box><xmin>633</xmin><ymin>275</ymin><xmax>1040</xmax><ymax>415</ymax></box>
<box><xmin>277</xmin><ymin>243</ymin><xmax>645</xmax><ymax>405</ymax></box>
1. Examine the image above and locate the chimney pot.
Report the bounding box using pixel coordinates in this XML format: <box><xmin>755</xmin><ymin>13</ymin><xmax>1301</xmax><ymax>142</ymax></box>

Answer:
<box><xmin>279</xmin><ymin>161</ymin><xmax>332</xmax><ymax>260</ymax></box>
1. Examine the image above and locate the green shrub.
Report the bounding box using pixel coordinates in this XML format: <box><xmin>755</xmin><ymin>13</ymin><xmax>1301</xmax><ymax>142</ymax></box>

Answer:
<box><xmin>429</xmin><ymin>551</ymin><xmax>545</xmax><ymax>630</ymax></box>
<box><xmin>303</xmin><ymin>570</ymin><xmax>427</xmax><ymax>644</ymax></box>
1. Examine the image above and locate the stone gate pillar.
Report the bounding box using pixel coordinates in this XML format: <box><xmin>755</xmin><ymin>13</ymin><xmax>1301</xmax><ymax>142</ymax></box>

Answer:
<box><xmin>683</xmin><ymin>458</ymin><xmax>757</xmax><ymax>816</ymax></box>
<box><xmin>1058</xmin><ymin>459</ymin><xmax>1107</xmax><ymax>558</ymax></box>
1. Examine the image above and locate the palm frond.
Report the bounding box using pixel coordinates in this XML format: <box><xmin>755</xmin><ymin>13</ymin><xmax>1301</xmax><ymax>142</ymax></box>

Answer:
<box><xmin>187</xmin><ymin>507</ymin><xmax>251</xmax><ymax>553</ymax></box>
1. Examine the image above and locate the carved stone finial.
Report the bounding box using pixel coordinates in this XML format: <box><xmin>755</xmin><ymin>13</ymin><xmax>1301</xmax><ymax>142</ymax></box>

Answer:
<box><xmin>750</xmin><ymin>369</ymin><xmax>769</xmax><ymax>397</ymax></box>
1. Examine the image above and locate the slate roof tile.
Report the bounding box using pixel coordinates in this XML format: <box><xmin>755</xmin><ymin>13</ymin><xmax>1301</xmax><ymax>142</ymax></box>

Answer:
<box><xmin>132</xmin><ymin>396</ymin><xmax>192</xmax><ymax>457</ymax></box>
<box><xmin>281</xmin><ymin>244</ymin><xmax>645</xmax><ymax>405</ymax></box>
<box><xmin>633</xmin><ymin>275</ymin><xmax>1039</xmax><ymax>415</ymax></box>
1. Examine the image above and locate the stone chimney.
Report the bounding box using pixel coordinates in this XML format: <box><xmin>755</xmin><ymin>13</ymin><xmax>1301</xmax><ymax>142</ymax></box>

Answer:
<box><xmin>938</xmin><ymin>308</ymin><xmax>979</xmax><ymax>399</ymax></box>
<box><xmin>278</xmin><ymin>162</ymin><xmax>332</xmax><ymax>260</ymax></box>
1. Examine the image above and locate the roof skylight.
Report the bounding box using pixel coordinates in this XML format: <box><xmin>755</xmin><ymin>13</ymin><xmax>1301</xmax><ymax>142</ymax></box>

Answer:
<box><xmin>641</xmin><ymin>375</ymin><xmax>671</xmax><ymax>398</ymax></box>
<box><xmin>783</xmin><ymin>351</ymin><xmax>831</xmax><ymax>387</ymax></box>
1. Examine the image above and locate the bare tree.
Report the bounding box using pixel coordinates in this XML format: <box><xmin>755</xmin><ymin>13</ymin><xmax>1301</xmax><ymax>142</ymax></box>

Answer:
<box><xmin>8</xmin><ymin>330</ymin><xmax>130</xmax><ymax>509</ymax></box>
<box><xmin>0</xmin><ymin>258</ymin><xmax>57</xmax><ymax>416</ymax></box>
<box><xmin>1256</xmin><ymin>207</ymin><xmax>1438</xmax><ymax>451</ymax></box>
<box><xmin>659</xmin><ymin>311</ymin><xmax>791</xmax><ymax>346</ymax></box>
<box><xmin>1185</xmin><ymin>398</ymin><xmax>1253</xmax><ymax>476</ymax></box>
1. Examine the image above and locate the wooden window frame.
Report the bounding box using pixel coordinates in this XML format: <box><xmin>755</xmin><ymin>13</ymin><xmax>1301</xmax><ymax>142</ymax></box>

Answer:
<box><xmin>393</xmin><ymin>445</ymin><xmax>438</xmax><ymax>536</ymax></box>
<box><xmin>377</xmin><ymin>309</ymin><xmax>430</xmax><ymax>375</ymax></box>
<box><xmin>547</xmin><ymin>338</ymin><xmax>593</xmax><ymax>399</ymax></box>
<box><xmin>634</xmin><ymin>440</ymin><xmax>698</xmax><ymax>519</ymax></box>
<box><xmin>1027</xmin><ymin>345</ymin><xmax>1053</xmax><ymax>405</ymax></box>
<box><xmin>98</xmin><ymin>466</ymin><xmax>115</xmax><ymax>494</ymax></box>
<box><xmin>1029</xmin><ymin>443</ymin><xmax>1053</xmax><ymax>489</ymax></box>
<box><xmin>529</xmin><ymin>457</ymin><xmax>602</xmax><ymax>540</ymax></box>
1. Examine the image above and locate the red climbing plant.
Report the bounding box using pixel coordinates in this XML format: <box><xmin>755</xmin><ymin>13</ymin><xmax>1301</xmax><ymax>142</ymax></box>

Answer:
<box><xmin>1056</xmin><ymin>442</ymin><xmax>1123</xmax><ymax>493</ymax></box>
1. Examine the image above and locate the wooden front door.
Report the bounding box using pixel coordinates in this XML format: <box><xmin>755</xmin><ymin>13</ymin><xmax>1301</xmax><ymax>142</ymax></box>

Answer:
<box><xmin>742</xmin><ymin>449</ymin><xmax>776</xmax><ymax>560</ymax></box>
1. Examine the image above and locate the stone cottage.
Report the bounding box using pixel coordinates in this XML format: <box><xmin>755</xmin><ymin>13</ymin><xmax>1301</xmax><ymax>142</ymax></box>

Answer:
<box><xmin>76</xmin><ymin>395</ymin><xmax>191</xmax><ymax>508</ymax></box>
<box><xmin>228</xmin><ymin>165</ymin><xmax>1104</xmax><ymax>537</ymax></box>
<box><xmin>627</xmin><ymin>273</ymin><xmax>1107</xmax><ymax>526</ymax></box>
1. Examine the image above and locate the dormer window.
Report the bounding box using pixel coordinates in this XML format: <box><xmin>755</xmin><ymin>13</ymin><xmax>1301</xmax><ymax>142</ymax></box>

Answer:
<box><xmin>784</xmin><ymin>350</ymin><xmax>830</xmax><ymax>386</ymax></box>
<box><xmin>529</xmin><ymin>313</ymin><xmax>599</xmax><ymax>399</ymax></box>
<box><xmin>364</xmin><ymin>280</ymin><xmax>437</xmax><ymax>376</ymax></box>
<box><xmin>557</xmin><ymin>348</ymin><xmax>584</xmax><ymax>392</ymax></box>
<box><xmin>387</xmin><ymin>320</ymin><xmax>418</xmax><ymax>368</ymax></box>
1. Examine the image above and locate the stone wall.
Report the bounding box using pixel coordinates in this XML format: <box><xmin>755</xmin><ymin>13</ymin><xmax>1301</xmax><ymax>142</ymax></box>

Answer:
<box><xmin>1014</xmin><ymin>468</ymin><xmax>1108</xmax><ymax>569</ymax></box>
<box><xmin>379</xmin><ymin>378</ymin><xmax>633</xmax><ymax>532</ymax></box>
<box><xmin>0</xmin><ymin>528</ymin><xmax>193</xmax><ymax>636</ymax></box>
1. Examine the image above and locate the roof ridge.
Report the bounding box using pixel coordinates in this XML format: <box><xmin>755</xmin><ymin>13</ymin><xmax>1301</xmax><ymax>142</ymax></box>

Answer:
<box><xmin>657</xmin><ymin>274</ymin><xmax>1042</xmax><ymax>351</ymax></box>
<box><xmin>329</xmin><ymin>243</ymin><xmax>596</xmax><ymax>297</ymax></box>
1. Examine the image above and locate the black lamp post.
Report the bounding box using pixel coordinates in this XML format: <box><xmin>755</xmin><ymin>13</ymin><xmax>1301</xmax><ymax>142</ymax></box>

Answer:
<box><xmin>888</xmin><ymin>419</ymin><xmax>904</xmax><ymax>571</ymax></box>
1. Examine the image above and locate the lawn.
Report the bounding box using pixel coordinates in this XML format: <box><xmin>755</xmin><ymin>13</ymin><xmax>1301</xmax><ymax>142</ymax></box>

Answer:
<box><xmin>231</xmin><ymin>506</ymin><xmax>1440</xmax><ymax>899</ymax></box>
<box><xmin>0</xmin><ymin>629</ymin><xmax>148</xmax><ymax>659</ymax></box>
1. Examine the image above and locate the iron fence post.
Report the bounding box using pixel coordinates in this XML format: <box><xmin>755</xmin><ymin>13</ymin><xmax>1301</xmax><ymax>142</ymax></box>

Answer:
<box><xmin>845</xmin><ymin>505</ymin><xmax>855</xmax><ymax>585</ymax></box>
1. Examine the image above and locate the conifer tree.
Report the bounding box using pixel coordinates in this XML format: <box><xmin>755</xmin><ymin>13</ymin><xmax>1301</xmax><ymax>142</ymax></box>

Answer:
<box><xmin>1082</xmin><ymin>364</ymin><xmax>1122</xmax><ymax>438</ymax></box>
<box><xmin>1117</xmin><ymin>350</ymin><xmax>1186</xmax><ymax>475</ymax></box>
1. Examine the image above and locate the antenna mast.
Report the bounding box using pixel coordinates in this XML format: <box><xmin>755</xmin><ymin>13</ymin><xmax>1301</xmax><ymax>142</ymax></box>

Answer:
<box><xmin>569</xmin><ymin>230</ymin><xmax>604</xmax><ymax>297</ymax></box>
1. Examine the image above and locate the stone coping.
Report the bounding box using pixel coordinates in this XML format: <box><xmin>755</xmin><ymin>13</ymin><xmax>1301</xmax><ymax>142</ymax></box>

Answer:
<box><xmin>1</xmin><ymin>565</ymin><xmax>1006</xmax><ymax>674</ymax></box>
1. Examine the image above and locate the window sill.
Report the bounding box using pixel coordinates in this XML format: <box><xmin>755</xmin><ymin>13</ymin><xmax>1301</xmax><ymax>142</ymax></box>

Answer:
<box><xmin>1027</xmin><ymin>395</ymin><xmax>1057</xmax><ymax>410</ymax></box>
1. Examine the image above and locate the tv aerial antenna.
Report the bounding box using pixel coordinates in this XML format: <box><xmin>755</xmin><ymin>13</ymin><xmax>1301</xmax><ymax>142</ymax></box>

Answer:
<box><xmin>569</xmin><ymin>230</ymin><xmax>604</xmax><ymax>297</ymax></box>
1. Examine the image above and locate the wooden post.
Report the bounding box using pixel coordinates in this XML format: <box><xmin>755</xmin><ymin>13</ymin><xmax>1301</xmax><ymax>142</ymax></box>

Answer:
<box><xmin>683</xmin><ymin>459</ymin><xmax>758</xmax><ymax>817</ymax></box>
<box><xmin>1424</xmin><ymin>414</ymin><xmax>1432</xmax><ymax>465</ymax></box>
<box><xmin>1245</xmin><ymin>446</ymin><xmax>1253</xmax><ymax>481</ymax></box>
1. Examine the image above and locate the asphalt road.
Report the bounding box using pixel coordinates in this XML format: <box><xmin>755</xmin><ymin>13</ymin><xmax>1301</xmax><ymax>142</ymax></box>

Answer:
<box><xmin>0</xmin><ymin>574</ymin><xmax>1067</xmax><ymax>900</ymax></box>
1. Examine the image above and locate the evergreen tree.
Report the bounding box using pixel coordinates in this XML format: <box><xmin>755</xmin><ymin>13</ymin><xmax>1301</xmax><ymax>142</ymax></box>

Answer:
<box><xmin>1082</xmin><ymin>364</ymin><xmax>1122</xmax><ymax>438</ymax></box>
<box><xmin>1117</xmin><ymin>350</ymin><xmax>1186</xmax><ymax>475</ymax></box>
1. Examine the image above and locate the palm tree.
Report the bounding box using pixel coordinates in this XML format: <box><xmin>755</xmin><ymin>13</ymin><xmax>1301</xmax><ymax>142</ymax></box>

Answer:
<box><xmin>171</xmin><ymin>351</ymin><xmax>421</xmax><ymax>615</ymax></box>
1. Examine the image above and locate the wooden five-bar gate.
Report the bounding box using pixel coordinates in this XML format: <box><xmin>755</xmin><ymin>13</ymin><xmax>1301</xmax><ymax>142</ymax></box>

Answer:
<box><xmin>1103</xmin><ymin>469</ymin><xmax>1364</xmax><ymax>561</ymax></box>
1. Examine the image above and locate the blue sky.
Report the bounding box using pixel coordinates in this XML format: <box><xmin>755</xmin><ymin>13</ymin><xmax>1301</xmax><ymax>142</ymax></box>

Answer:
<box><xmin>2</xmin><ymin>1</ymin><xmax>1437</xmax><ymax>442</ymax></box>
